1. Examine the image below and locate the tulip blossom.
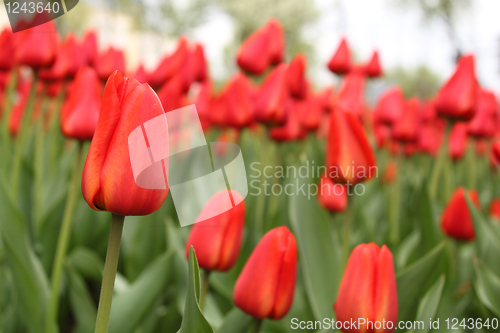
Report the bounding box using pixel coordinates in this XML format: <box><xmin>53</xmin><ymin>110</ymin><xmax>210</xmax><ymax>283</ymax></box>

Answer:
<box><xmin>39</xmin><ymin>33</ymin><xmax>85</xmax><ymax>80</ymax></box>
<box><xmin>132</xmin><ymin>64</ymin><xmax>150</xmax><ymax>85</ymax></box>
<box><xmin>418</xmin><ymin>120</ymin><xmax>445</xmax><ymax>157</ymax></box>
<box><xmin>318</xmin><ymin>86</ymin><xmax>335</xmax><ymax>113</ymax></box>
<box><xmin>489</xmin><ymin>198</ymin><xmax>500</xmax><ymax>221</ymax></box>
<box><xmin>392</xmin><ymin>98</ymin><xmax>420</xmax><ymax>142</ymax></box>
<box><xmin>185</xmin><ymin>191</ymin><xmax>245</xmax><ymax>271</ymax></box>
<box><xmin>61</xmin><ymin>67</ymin><xmax>102</xmax><ymax>141</ymax></box>
<box><xmin>441</xmin><ymin>187</ymin><xmax>480</xmax><ymax>241</ymax></box>
<box><xmin>81</xmin><ymin>71</ymin><xmax>169</xmax><ymax>216</ymax></box>
<box><xmin>0</xmin><ymin>28</ymin><xmax>14</xmax><ymax>71</ymax></box>
<box><xmin>221</xmin><ymin>72</ymin><xmax>254</xmax><ymax>128</ymax></box>
<box><xmin>374</xmin><ymin>123</ymin><xmax>391</xmax><ymax>149</ymax></box>
<box><xmin>448</xmin><ymin>123</ymin><xmax>468</xmax><ymax>161</ymax></box>
<box><xmin>270</xmin><ymin>98</ymin><xmax>304</xmax><ymax>142</ymax></box>
<box><xmin>95</xmin><ymin>47</ymin><xmax>126</xmax><ymax>81</ymax></box>
<box><xmin>15</xmin><ymin>21</ymin><xmax>59</xmax><ymax>70</ymax></box>
<box><xmin>149</xmin><ymin>37</ymin><xmax>188</xmax><ymax>87</ymax></box>
<box><xmin>373</xmin><ymin>87</ymin><xmax>405</xmax><ymax>125</ymax></box>
<box><xmin>327</xmin><ymin>38</ymin><xmax>352</xmax><ymax>75</ymax></box>
<box><xmin>335</xmin><ymin>73</ymin><xmax>366</xmax><ymax>118</ymax></box>
<box><xmin>83</xmin><ymin>30</ymin><xmax>98</xmax><ymax>66</ymax></box>
<box><xmin>255</xmin><ymin>63</ymin><xmax>288</xmax><ymax>125</ymax></box>
<box><xmin>234</xmin><ymin>226</ymin><xmax>297</xmax><ymax>320</ymax></box>
<box><xmin>435</xmin><ymin>54</ymin><xmax>477</xmax><ymax>120</ymax></box>
<box><xmin>296</xmin><ymin>93</ymin><xmax>322</xmax><ymax>131</ymax></box>
<box><xmin>317</xmin><ymin>173</ymin><xmax>348</xmax><ymax>212</ymax></box>
<box><xmin>287</xmin><ymin>54</ymin><xmax>307</xmax><ymax>99</ymax></box>
<box><xmin>334</xmin><ymin>243</ymin><xmax>398</xmax><ymax>333</ymax></box>
<box><xmin>364</xmin><ymin>50</ymin><xmax>382</xmax><ymax>78</ymax></box>
<box><xmin>467</xmin><ymin>88</ymin><xmax>498</xmax><ymax>138</ymax></box>
<box><xmin>326</xmin><ymin>107</ymin><xmax>377</xmax><ymax>184</ymax></box>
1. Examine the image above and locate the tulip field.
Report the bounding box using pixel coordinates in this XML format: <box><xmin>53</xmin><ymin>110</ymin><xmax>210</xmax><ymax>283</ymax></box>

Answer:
<box><xmin>1</xmin><ymin>9</ymin><xmax>500</xmax><ymax>333</ymax></box>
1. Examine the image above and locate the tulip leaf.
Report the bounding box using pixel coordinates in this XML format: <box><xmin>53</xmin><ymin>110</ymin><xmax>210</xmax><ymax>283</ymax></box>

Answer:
<box><xmin>68</xmin><ymin>268</ymin><xmax>97</xmax><ymax>333</ymax></box>
<box><xmin>177</xmin><ymin>247</ymin><xmax>214</xmax><ymax>333</ymax></box>
<box><xmin>108</xmin><ymin>250</ymin><xmax>174</xmax><ymax>333</ymax></box>
<box><xmin>289</xmin><ymin>173</ymin><xmax>340</xmax><ymax>320</ymax></box>
<box><xmin>418</xmin><ymin>183</ymin><xmax>443</xmax><ymax>254</ymax></box>
<box><xmin>408</xmin><ymin>275</ymin><xmax>445</xmax><ymax>333</ymax></box>
<box><xmin>218</xmin><ymin>308</ymin><xmax>254</xmax><ymax>333</ymax></box>
<box><xmin>68</xmin><ymin>247</ymin><xmax>104</xmax><ymax>281</ymax></box>
<box><xmin>473</xmin><ymin>258</ymin><xmax>500</xmax><ymax>317</ymax></box>
<box><xmin>396</xmin><ymin>242</ymin><xmax>445</xmax><ymax>322</ymax></box>
<box><xmin>464</xmin><ymin>193</ymin><xmax>500</xmax><ymax>277</ymax></box>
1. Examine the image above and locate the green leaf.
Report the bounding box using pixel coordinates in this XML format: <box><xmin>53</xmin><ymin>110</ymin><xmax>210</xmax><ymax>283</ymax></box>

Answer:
<box><xmin>409</xmin><ymin>275</ymin><xmax>445</xmax><ymax>333</ymax></box>
<box><xmin>289</xmin><ymin>174</ymin><xmax>340</xmax><ymax>320</ymax></box>
<box><xmin>396</xmin><ymin>242</ymin><xmax>445</xmax><ymax>322</ymax></box>
<box><xmin>473</xmin><ymin>258</ymin><xmax>500</xmax><ymax>317</ymax></box>
<box><xmin>218</xmin><ymin>308</ymin><xmax>254</xmax><ymax>333</ymax></box>
<box><xmin>108</xmin><ymin>250</ymin><xmax>174</xmax><ymax>333</ymax></box>
<box><xmin>177</xmin><ymin>247</ymin><xmax>214</xmax><ymax>333</ymax></box>
<box><xmin>68</xmin><ymin>247</ymin><xmax>104</xmax><ymax>281</ymax></box>
<box><xmin>418</xmin><ymin>183</ymin><xmax>443</xmax><ymax>254</ymax></box>
<box><xmin>68</xmin><ymin>269</ymin><xmax>97</xmax><ymax>333</ymax></box>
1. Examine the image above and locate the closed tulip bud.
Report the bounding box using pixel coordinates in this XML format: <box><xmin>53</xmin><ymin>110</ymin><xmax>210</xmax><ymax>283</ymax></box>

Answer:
<box><xmin>234</xmin><ymin>226</ymin><xmax>297</xmax><ymax>320</ymax></box>
<box><xmin>365</xmin><ymin>50</ymin><xmax>383</xmax><ymax>78</ymax></box>
<box><xmin>221</xmin><ymin>72</ymin><xmax>254</xmax><ymax>128</ymax></box>
<box><xmin>83</xmin><ymin>30</ymin><xmax>98</xmax><ymax>66</ymax></box>
<box><xmin>317</xmin><ymin>173</ymin><xmax>348</xmax><ymax>212</ymax></box>
<box><xmin>255</xmin><ymin>63</ymin><xmax>288</xmax><ymax>125</ymax></box>
<box><xmin>374</xmin><ymin>123</ymin><xmax>391</xmax><ymax>149</ymax></box>
<box><xmin>185</xmin><ymin>191</ymin><xmax>245</xmax><ymax>271</ymax></box>
<box><xmin>327</xmin><ymin>38</ymin><xmax>352</xmax><ymax>75</ymax></box>
<box><xmin>287</xmin><ymin>54</ymin><xmax>307</xmax><ymax>99</ymax></box>
<box><xmin>132</xmin><ymin>64</ymin><xmax>150</xmax><ymax>85</ymax></box>
<box><xmin>335</xmin><ymin>73</ymin><xmax>366</xmax><ymax>119</ymax></box>
<box><xmin>374</xmin><ymin>87</ymin><xmax>405</xmax><ymax>125</ymax></box>
<box><xmin>489</xmin><ymin>198</ymin><xmax>500</xmax><ymax>221</ymax></box>
<box><xmin>61</xmin><ymin>67</ymin><xmax>102</xmax><ymax>141</ymax></box>
<box><xmin>448</xmin><ymin>123</ymin><xmax>468</xmax><ymax>161</ymax></box>
<box><xmin>270</xmin><ymin>97</ymin><xmax>304</xmax><ymax>142</ymax></box>
<box><xmin>334</xmin><ymin>243</ymin><xmax>398</xmax><ymax>333</ymax></box>
<box><xmin>81</xmin><ymin>71</ymin><xmax>169</xmax><ymax>216</ymax></box>
<box><xmin>95</xmin><ymin>47</ymin><xmax>126</xmax><ymax>81</ymax></box>
<box><xmin>297</xmin><ymin>93</ymin><xmax>322</xmax><ymax>131</ymax></box>
<box><xmin>149</xmin><ymin>38</ymin><xmax>188</xmax><ymax>87</ymax></box>
<box><xmin>326</xmin><ymin>107</ymin><xmax>377</xmax><ymax>184</ymax></box>
<box><xmin>266</xmin><ymin>19</ymin><xmax>284</xmax><ymax>65</ymax></box>
<box><xmin>468</xmin><ymin>88</ymin><xmax>498</xmax><ymax>138</ymax></box>
<box><xmin>441</xmin><ymin>187</ymin><xmax>480</xmax><ymax>241</ymax></box>
<box><xmin>156</xmin><ymin>75</ymin><xmax>184</xmax><ymax>113</ymax></box>
<box><xmin>392</xmin><ymin>98</ymin><xmax>420</xmax><ymax>143</ymax></box>
<box><xmin>0</xmin><ymin>28</ymin><xmax>14</xmax><ymax>71</ymax></box>
<box><xmin>418</xmin><ymin>120</ymin><xmax>445</xmax><ymax>157</ymax></box>
<box><xmin>39</xmin><ymin>33</ymin><xmax>85</xmax><ymax>80</ymax></box>
<box><xmin>15</xmin><ymin>21</ymin><xmax>59</xmax><ymax>70</ymax></box>
<box><xmin>435</xmin><ymin>54</ymin><xmax>477</xmax><ymax>120</ymax></box>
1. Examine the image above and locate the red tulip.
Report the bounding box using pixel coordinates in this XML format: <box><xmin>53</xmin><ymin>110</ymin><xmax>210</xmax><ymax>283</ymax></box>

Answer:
<box><xmin>270</xmin><ymin>97</ymin><xmax>303</xmax><ymax>142</ymax></box>
<box><xmin>185</xmin><ymin>190</ymin><xmax>245</xmax><ymax>271</ymax></box>
<box><xmin>15</xmin><ymin>21</ymin><xmax>59</xmax><ymax>69</ymax></box>
<box><xmin>448</xmin><ymin>123</ymin><xmax>468</xmax><ymax>161</ymax></box>
<box><xmin>234</xmin><ymin>226</ymin><xmax>297</xmax><ymax>320</ymax></box>
<box><xmin>318</xmin><ymin>86</ymin><xmax>335</xmax><ymax>113</ymax></box>
<box><xmin>326</xmin><ymin>107</ymin><xmax>377</xmax><ymax>184</ymax></box>
<box><xmin>392</xmin><ymin>98</ymin><xmax>420</xmax><ymax>142</ymax></box>
<box><xmin>441</xmin><ymin>187</ymin><xmax>480</xmax><ymax>241</ymax></box>
<box><xmin>95</xmin><ymin>47</ymin><xmax>126</xmax><ymax>81</ymax></box>
<box><xmin>374</xmin><ymin>123</ymin><xmax>391</xmax><ymax>149</ymax></box>
<box><xmin>334</xmin><ymin>243</ymin><xmax>398</xmax><ymax>333</ymax></box>
<box><xmin>192</xmin><ymin>43</ymin><xmax>208</xmax><ymax>82</ymax></box>
<box><xmin>149</xmin><ymin>38</ymin><xmax>188</xmax><ymax>87</ymax></box>
<box><xmin>489</xmin><ymin>198</ymin><xmax>500</xmax><ymax>221</ymax></box>
<box><xmin>468</xmin><ymin>88</ymin><xmax>498</xmax><ymax>138</ymax></box>
<box><xmin>193</xmin><ymin>80</ymin><xmax>212</xmax><ymax>129</ymax></box>
<box><xmin>255</xmin><ymin>63</ymin><xmax>288</xmax><ymax>125</ymax></box>
<box><xmin>365</xmin><ymin>50</ymin><xmax>382</xmax><ymax>78</ymax></box>
<box><xmin>335</xmin><ymin>73</ymin><xmax>365</xmax><ymax>118</ymax></box>
<box><xmin>82</xmin><ymin>30</ymin><xmax>98</xmax><ymax>66</ymax></box>
<box><xmin>267</xmin><ymin>19</ymin><xmax>284</xmax><ymax>65</ymax></box>
<box><xmin>297</xmin><ymin>93</ymin><xmax>322</xmax><ymax>131</ymax></box>
<box><xmin>435</xmin><ymin>54</ymin><xmax>477</xmax><ymax>120</ymax></box>
<box><xmin>39</xmin><ymin>33</ymin><xmax>85</xmax><ymax>80</ymax></box>
<box><xmin>492</xmin><ymin>141</ymin><xmax>500</xmax><ymax>163</ymax></box>
<box><xmin>132</xmin><ymin>64</ymin><xmax>150</xmax><ymax>85</ymax></box>
<box><xmin>0</xmin><ymin>28</ymin><xmax>14</xmax><ymax>71</ymax></box>
<box><xmin>81</xmin><ymin>71</ymin><xmax>169</xmax><ymax>216</ymax></box>
<box><xmin>418</xmin><ymin>120</ymin><xmax>445</xmax><ymax>157</ymax></box>
<box><xmin>374</xmin><ymin>87</ymin><xmax>405</xmax><ymax>125</ymax></box>
<box><xmin>317</xmin><ymin>173</ymin><xmax>348</xmax><ymax>212</ymax></box>
<box><xmin>156</xmin><ymin>75</ymin><xmax>184</xmax><ymax>113</ymax></box>
<box><xmin>61</xmin><ymin>67</ymin><xmax>102</xmax><ymax>141</ymax></box>
<box><xmin>221</xmin><ymin>72</ymin><xmax>254</xmax><ymax>128</ymax></box>
<box><xmin>287</xmin><ymin>54</ymin><xmax>307</xmax><ymax>99</ymax></box>
<box><xmin>327</xmin><ymin>38</ymin><xmax>352</xmax><ymax>75</ymax></box>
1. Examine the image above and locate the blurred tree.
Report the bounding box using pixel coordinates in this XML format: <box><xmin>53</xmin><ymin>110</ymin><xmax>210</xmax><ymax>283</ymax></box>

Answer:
<box><xmin>394</xmin><ymin>0</ymin><xmax>471</xmax><ymax>61</ymax></box>
<box><xmin>384</xmin><ymin>65</ymin><xmax>442</xmax><ymax>99</ymax></box>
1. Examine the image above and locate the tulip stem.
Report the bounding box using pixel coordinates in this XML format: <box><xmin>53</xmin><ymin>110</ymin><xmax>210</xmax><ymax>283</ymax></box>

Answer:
<box><xmin>94</xmin><ymin>214</ymin><xmax>125</xmax><ymax>333</ymax></box>
<box><xmin>252</xmin><ymin>319</ymin><xmax>262</xmax><ymax>333</ymax></box>
<box><xmin>199</xmin><ymin>269</ymin><xmax>210</xmax><ymax>310</ymax></box>
<box><xmin>45</xmin><ymin>142</ymin><xmax>83</xmax><ymax>333</ymax></box>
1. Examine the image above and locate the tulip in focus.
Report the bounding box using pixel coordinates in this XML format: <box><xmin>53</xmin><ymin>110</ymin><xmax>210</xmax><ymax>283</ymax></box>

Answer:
<box><xmin>317</xmin><ymin>173</ymin><xmax>348</xmax><ymax>212</ymax></box>
<box><xmin>441</xmin><ymin>187</ymin><xmax>480</xmax><ymax>241</ymax></box>
<box><xmin>234</xmin><ymin>226</ymin><xmax>297</xmax><ymax>320</ymax></box>
<box><xmin>334</xmin><ymin>243</ymin><xmax>398</xmax><ymax>333</ymax></box>
<box><xmin>81</xmin><ymin>71</ymin><xmax>169</xmax><ymax>216</ymax></box>
<box><xmin>185</xmin><ymin>191</ymin><xmax>245</xmax><ymax>271</ymax></box>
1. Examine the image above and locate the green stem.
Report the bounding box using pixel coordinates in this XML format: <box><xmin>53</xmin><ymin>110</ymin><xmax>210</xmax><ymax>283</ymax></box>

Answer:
<box><xmin>94</xmin><ymin>214</ymin><xmax>126</xmax><ymax>333</ymax></box>
<box><xmin>252</xmin><ymin>319</ymin><xmax>262</xmax><ymax>333</ymax></box>
<box><xmin>429</xmin><ymin>122</ymin><xmax>451</xmax><ymax>200</ymax></box>
<box><xmin>341</xmin><ymin>197</ymin><xmax>354</xmax><ymax>270</ymax></box>
<box><xmin>199</xmin><ymin>270</ymin><xmax>210</xmax><ymax>310</ymax></box>
<box><xmin>45</xmin><ymin>143</ymin><xmax>83</xmax><ymax>333</ymax></box>
<box><xmin>466</xmin><ymin>139</ymin><xmax>476</xmax><ymax>189</ymax></box>
<box><xmin>389</xmin><ymin>156</ymin><xmax>401</xmax><ymax>246</ymax></box>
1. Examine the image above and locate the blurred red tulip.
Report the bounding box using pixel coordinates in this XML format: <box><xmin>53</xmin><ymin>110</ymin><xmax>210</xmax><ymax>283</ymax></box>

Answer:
<box><xmin>192</xmin><ymin>43</ymin><xmax>208</xmax><ymax>82</ymax></box>
<box><xmin>364</xmin><ymin>50</ymin><xmax>382</xmax><ymax>78</ymax></box>
<box><xmin>317</xmin><ymin>173</ymin><xmax>348</xmax><ymax>212</ymax></box>
<box><xmin>157</xmin><ymin>75</ymin><xmax>184</xmax><ymax>113</ymax></box>
<box><xmin>318</xmin><ymin>86</ymin><xmax>335</xmax><ymax>113</ymax></box>
<box><xmin>221</xmin><ymin>72</ymin><xmax>254</xmax><ymax>128</ymax></box>
<box><xmin>374</xmin><ymin>123</ymin><xmax>391</xmax><ymax>149</ymax></box>
<box><xmin>61</xmin><ymin>67</ymin><xmax>102</xmax><ymax>141</ymax></box>
<box><xmin>81</xmin><ymin>71</ymin><xmax>169</xmax><ymax>216</ymax></box>
<box><xmin>448</xmin><ymin>123</ymin><xmax>468</xmax><ymax>161</ymax></box>
<box><xmin>327</xmin><ymin>38</ymin><xmax>352</xmax><ymax>75</ymax></box>
<box><xmin>492</xmin><ymin>141</ymin><xmax>500</xmax><ymax>163</ymax></box>
<box><xmin>326</xmin><ymin>107</ymin><xmax>377</xmax><ymax>184</ymax></box>
<box><xmin>82</xmin><ymin>30</ymin><xmax>98</xmax><ymax>66</ymax></box>
<box><xmin>382</xmin><ymin>160</ymin><xmax>397</xmax><ymax>184</ymax></box>
<box><xmin>435</xmin><ymin>54</ymin><xmax>477</xmax><ymax>120</ymax></box>
<box><xmin>335</xmin><ymin>73</ymin><xmax>365</xmax><ymax>118</ymax></box>
<box><xmin>297</xmin><ymin>93</ymin><xmax>322</xmax><ymax>131</ymax></box>
<box><xmin>270</xmin><ymin>97</ymin><xmax>303</xmax><ymax>141</ymax></box>
<box><xmin>468</xmin><ymin>88</ymin><xmax>498</xmax><ymax>138</ymax></box>
<box><xmin>374</xmin><ymin>87</ymin><xmax>405</xmax><ymax>125</ymax></box>
<box><xmin>94</xmin><ymin>47</ymin><xmax>126</xmax><ymax>81</ymax></box>
<box><xmin>441</xmin><ymin>187</ymin><xmax>480</xmax><ymax>241</ymax></box>
<box><xmin>132</xmin><ymin>64</ymin><xmax>150</xmax><ymax>85</ymax></box>
<box><xmin>193</xmin><ymin>80</ymin><xmax>212</xmax><ymax>129</ymax></box>
<box><xmin>418</xmin><ymin>120</ymin><xmax>445</xmax><ymax>157</ymax></box>
<box><xmin>392</xmin><ymin>97</ymin><xmax>420</xmax><ymax>142</ymax></box>
<box><xmin>287</xmin><ymin>54</ymin><xmax>307</xmax><ymax>99</ymax></box>
<box><xmin>39</xmin><ymin>33</ymin><xmax>85</xmax><ymax>80</ymax></box>
<box><xmin>0</xmin><ymin>28</ymin><xmax>14</xmax><ymax>70</ymax></box>
<box><xmin>45</xmin><ymin>80</ymin><xmax>64</xmax><ymax>98</ymax></box>
<box><xmin>255</xmin><ymin>63</ymin><xmax>288</xmax><ymax>125</ymax></box>
<box><xmin>267</xmin><ymin>19</ymin><xmax>284</xmax><ymax>65</ymax></box>
<box><xmin>489</xmin><ymin>198</ymin><xmax>500</xmax><ymax>220</ymax></box>
<box><xmin>149</xmin><ymin>38</ymin><xmax>188</xmax><ymax>87</ymax></box>
<box><xmin>15</xmin><ymin>21</ymin><xmax>59</xmax><ymax>69</ymax></box>
<box><xmin>185</xmin><ymin>190</ymin><xmax>245</xmax><ymax>271</ymax></box>
<box><xmin>234</xmin><ymin>226</ymin><xmax>297</xmax><ymax>320</ymax></box>
<box><xmin>334</xmin><ymin>243</ymin><xmax>398</xmax><ymax>333</ymax></box>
